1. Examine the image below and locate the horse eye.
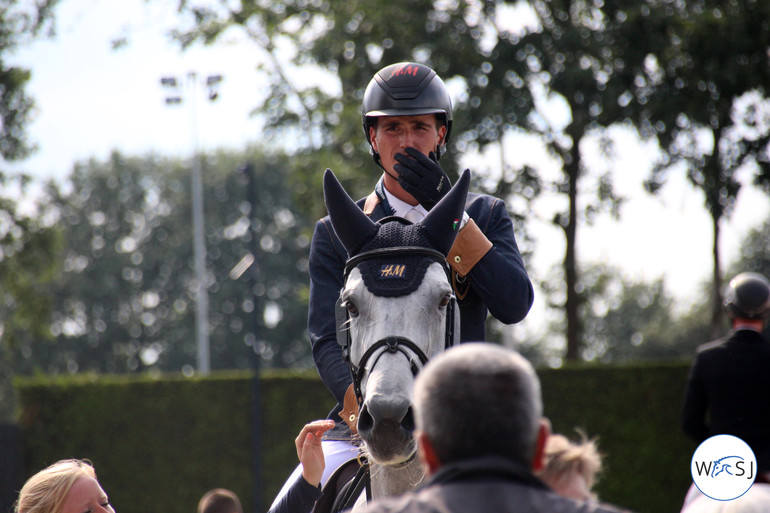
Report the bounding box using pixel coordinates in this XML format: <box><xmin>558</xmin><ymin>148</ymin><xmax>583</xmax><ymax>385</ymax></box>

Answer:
<box><xmin>346</xmin><ymin>301</ymin><xmax>359</xmax><ymax>317</ymax></box>
<box><xmin>439</xmin><ymin>295</ymin><xmax>451</xmax><ymax>308</ymax></box>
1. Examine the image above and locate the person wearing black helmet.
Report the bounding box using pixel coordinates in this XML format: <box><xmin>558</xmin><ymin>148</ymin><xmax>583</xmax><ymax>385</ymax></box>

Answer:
<box><xmin>310</xmin><ymin>61</ymin><xmax>533</xmax><ymax>416</ymax></box>
<box><xmin>682</xmin><ymin>271</ymin><xmax>770</xmax><ymax>478</ymax></box>
<box><xmin>267</xmin><ymin>62</ymin><xmax>534</xmax><ymax>513</ymax></box>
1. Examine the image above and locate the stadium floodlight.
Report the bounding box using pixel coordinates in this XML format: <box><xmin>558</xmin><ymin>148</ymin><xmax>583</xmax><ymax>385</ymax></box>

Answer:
<box><xmin>159</xmin><ymin>72</ymin><xmax>224</xmax><ymax>375</ymax></box>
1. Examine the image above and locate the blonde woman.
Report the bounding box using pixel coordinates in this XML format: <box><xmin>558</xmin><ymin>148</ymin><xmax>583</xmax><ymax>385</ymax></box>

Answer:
<box><xmin>538</xmin><ymin>432</ymin><xmax>603</xmax><ymax>502</ymax></box>
<box><xmin>15</xmin><ymin>459</ymin><xmax>114</xmax><ymax>513</ymax></box>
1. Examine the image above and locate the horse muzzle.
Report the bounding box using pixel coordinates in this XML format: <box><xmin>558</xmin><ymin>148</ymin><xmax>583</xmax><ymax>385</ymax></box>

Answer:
<box><xmin>357</xmin><ymin>393</ymin><xmax>416</xmax><ymax>464</ymax></box>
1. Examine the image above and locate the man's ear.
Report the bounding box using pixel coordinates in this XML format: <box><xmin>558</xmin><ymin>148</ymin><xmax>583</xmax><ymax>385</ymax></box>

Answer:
<box><xmin>416</xmin><ymin>430</ymin><xmax>441</xmax><ymax>476</ymax></box>
<box><xmin>437</xmin><ymin>124</ymin><xmax>447</xmax><ymax>146</ymax></box>
<box><xmin>369</xmin><ymin>125</ymin><xmax>379</xmax><ymax>153</ymax></box>
<box><xmin>531</xmin><ymin>418</ymin><xmax>551</xmax><ymax>473</ymax></box>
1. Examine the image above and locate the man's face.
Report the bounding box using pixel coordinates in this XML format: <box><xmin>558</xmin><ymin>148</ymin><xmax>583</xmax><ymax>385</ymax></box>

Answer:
<box><xmin>369</xmin><ymin>114</ymin><xmax>447</xmax><ymax>201</ymax></box>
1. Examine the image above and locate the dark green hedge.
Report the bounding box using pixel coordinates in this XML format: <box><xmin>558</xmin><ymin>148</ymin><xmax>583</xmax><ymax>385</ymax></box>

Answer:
<box><xmin>14</xmin><ymin>363</ymin><xmax>696</xmax><ymax>513</ymax></box>
<box><xmin>540</xmin><ymin>363</ymin><xmax>696</xmax><ymax>513</ymax></box>
<box><xmin>15</xmin><ymin>370</ymin><xmax>333</xmax><ymax>513</ymax></box>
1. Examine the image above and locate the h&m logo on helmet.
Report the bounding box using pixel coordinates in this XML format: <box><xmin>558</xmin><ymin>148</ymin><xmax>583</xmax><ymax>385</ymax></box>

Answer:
<box><xmin>389</xmin><ymin>65</ymin><xmax>420</xmax><ymax>79</ymax></box>
<box><xmin>691</xmin><ymin>435</ymin><xmax>756</xmax><ymax>501</ymax></box>
<box><xmin>379</xmin><ymin>264</ymin><xmax>406</xmax><ymax>278</ymax></box>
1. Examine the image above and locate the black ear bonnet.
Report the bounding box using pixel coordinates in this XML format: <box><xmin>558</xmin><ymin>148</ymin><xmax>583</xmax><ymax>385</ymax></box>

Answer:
<box><xmin>349</xmin><ymin>217</ymin><xmax>446</xmax><ymax>298</ymax></box>
<box><xmin>324</xmin><ymin>169</ymin><xmax>470</xmax><ymax>396</ymax></box>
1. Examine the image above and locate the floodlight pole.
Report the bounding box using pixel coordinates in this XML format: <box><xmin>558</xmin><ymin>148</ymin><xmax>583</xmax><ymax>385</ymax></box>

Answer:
<box><xmin>161</xmin><ymin>72</ymin><xmax>223</xmax><ymax>375</ymax></box>
<box><xmin>189</xmin><ymin>72</ymin><xmax>210</xmax><ymax>375</ymax></box>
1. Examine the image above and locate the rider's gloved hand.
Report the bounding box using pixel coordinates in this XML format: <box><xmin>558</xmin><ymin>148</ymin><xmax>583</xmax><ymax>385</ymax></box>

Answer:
<box><xmin>394</xmin><ymin>147</ymin><xmax>451</xmax><ymax>211</ymax></box>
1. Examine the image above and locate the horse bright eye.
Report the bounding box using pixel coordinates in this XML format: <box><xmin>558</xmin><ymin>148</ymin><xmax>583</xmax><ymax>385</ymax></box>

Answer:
<box><xmin>346</xmin><ymin>301</ymin><xmax>359</xmax><ymax>317</ymax></box>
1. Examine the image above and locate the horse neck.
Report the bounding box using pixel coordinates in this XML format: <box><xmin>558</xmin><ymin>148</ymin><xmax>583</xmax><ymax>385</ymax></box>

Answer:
<box><xmin>368</xmin><ymin>457</ymin><xmax>426</xmax><ymax>499</ymax></box>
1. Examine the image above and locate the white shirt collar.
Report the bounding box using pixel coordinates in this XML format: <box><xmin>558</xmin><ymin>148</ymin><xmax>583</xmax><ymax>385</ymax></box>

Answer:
<box><xmin>382</xmin><ymin>185</ymin><xmax>428</xmax><ymax>220</ymax></box>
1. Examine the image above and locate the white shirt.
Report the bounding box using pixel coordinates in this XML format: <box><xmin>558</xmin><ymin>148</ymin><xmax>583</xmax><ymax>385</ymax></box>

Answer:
<box><xmin>382</xmin><ymin>186</ymin><xmax>428</xmax><ymax>223</ymax></box>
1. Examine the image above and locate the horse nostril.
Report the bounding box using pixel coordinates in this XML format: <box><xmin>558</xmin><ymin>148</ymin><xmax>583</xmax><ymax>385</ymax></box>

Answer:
<box><xmin>357</xmin><ymin>405</ymin><xmax>374</xmax><ymax>436</ymax></box>
<box><xmin>401</xmin><ymin>406</ymin><xmax>415</xmax><ymax>433</ymax></box>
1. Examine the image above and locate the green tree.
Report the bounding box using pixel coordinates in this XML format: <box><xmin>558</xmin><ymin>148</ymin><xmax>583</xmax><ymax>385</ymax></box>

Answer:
<box><xmin>579</xmin><ymin>266</ymin><xmax>685</xmax><ymax>362</ymax></box>
<box><xmin>0</xmin><ymin>0</ymin><xmax>61</xmax><ymax>422</ymax></box>
<box><xmin>158</xmin><ymin>0</ymin><xmax>637</xmax><ymax>362</ymax></box>
<box><xmin>726</xmin><ymin>215</ymin><xmax>770</xmax><ymax>339</ymax></box>
<box><xmin>156</xmin><ymin>0</ymin><xmax>770</xmax><ymax>362</ymax></box>
<box><xmin>0</xmin><ymin>0</ymin><xmax>58</xmax><ymax>167</ymax></box>
<box><xmin>15</xmin><ymin>148</ymin><xmax>313</xmax><ymax>376</ymax></box>
<box><xmin>729</xmin><ymin>216</ymin><xmax>770</xmax><ymax>280</ymax></box>
<box><xmin>626</xmin><ymin>0</ymin><xmax>770</xmax><ymax>337</ymax></box>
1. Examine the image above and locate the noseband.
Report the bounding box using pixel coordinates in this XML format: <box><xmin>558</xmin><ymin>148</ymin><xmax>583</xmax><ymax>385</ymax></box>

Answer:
<box><xmin>335</xmin><ymin>246</ymin><xmax>457</xmax><ymax>402</ymax></box>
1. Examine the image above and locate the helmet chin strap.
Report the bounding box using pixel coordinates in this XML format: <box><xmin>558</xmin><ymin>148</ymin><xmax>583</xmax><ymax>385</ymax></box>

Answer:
<box><xmin>383</xmin><ymin>167</ymin><xmax>400</xmax><ymax>181</ymax></box>
<box><xmin>370</xmin><ymin>150</ymin><xmax>399</xmax><ymax>181</ymax></box>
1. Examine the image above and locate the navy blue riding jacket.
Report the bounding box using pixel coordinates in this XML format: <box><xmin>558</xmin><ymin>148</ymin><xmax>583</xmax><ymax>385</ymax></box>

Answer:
<box><xmin>308</xmin><ymin>187</ymin><xmax>534</xmax><ymax>418</ymax></box>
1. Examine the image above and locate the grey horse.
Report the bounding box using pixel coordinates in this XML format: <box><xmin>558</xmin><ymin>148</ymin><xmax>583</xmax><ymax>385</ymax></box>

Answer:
<box><xmin>322</xmin><ymin>168</ymin><xmax>470</xmax><ymax>508</ymax></box>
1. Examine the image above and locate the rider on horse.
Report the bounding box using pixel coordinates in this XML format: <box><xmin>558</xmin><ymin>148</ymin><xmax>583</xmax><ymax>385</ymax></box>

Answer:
<box><xmin>268</xmin><ymin>61</ymin><xmax>534</xmax><ymax>513</ymax></box>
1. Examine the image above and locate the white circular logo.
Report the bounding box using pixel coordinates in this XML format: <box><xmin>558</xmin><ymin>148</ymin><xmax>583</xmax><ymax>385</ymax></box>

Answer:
<box><xmin>691</xmin><ymin>434</ymin><xmax>757</xmax><ymax>501</ymax></box>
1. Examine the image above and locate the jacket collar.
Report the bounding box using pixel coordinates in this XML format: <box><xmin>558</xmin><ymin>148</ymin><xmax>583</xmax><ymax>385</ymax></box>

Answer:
<box><xmin>425</xmin><ymin>456</ymin><xmax>548</xmax><ymax>490</ymax></box>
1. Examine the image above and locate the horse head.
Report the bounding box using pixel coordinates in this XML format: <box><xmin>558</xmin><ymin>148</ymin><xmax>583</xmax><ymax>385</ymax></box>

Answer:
<box><xmin>323</xmin><ymin>169</ymin><xmax>469</xmax><ymax>466</ymax></box>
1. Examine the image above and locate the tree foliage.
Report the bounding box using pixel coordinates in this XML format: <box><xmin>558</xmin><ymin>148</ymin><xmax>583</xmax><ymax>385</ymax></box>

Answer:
<box><xmin>120</xmin><ymin>0</ymin><xmax>770</xmax><ymax>361</ymax></box>
<box><xmin>10</xmin><ymin>148</ymin><xmax>314</xmax><ymax>377</ymax></box>
<box><xmin>624</xmin><ymin>0</ymin><xmax>770</xmax><ymax>337</ymax></box>
<box><xmin>0</xmin><ymin>0</ymin><xmax>62</xmax><ymax>422</ymax></box>
<box><xmin>0</xmin><ymin>0</ymin><xmax>58</xmax><ymax>165</ymax></box>
<box><xmin>159</xmin><ymin>0</ymin><xmax>641</xmax><ymax>360</ymax></box>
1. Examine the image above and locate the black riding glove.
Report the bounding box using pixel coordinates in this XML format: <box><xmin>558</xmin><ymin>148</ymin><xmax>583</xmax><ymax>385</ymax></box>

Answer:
<box><xmin>394</xmin><ymin>147</ymin><xmax>451</xmax><ymax>211</ymax></box>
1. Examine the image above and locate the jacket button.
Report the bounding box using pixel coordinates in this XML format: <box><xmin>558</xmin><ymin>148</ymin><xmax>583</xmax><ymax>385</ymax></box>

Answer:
<box><xmin>454</xmin><ymin>256</ymin><xmax>461</xmax><ymax>263</ymax></box>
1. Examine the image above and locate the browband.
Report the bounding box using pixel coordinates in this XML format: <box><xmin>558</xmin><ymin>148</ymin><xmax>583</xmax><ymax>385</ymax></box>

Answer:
<box><xmin>343</xmin><ymin>246</ymin><xmax>450</xmax><ymax>283</ymax></box>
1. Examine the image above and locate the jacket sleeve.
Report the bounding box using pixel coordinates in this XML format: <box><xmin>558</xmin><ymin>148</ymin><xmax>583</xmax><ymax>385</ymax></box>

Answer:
<box><xmin>308</xmin><ymin>217</ymin><xmax>353</xmax><ymax>408</ymax></box>
<box><xmin>267</xmin><ymin>474</ymin><xmax>323</xmax><ymax>513</ymax></box>
<box><xmin>457</xmin><ymin>197</ymin><xmax>534</xmax><ymax>324</ymax></box>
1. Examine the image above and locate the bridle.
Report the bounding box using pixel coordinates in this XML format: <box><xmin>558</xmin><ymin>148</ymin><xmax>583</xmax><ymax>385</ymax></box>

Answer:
<box><xmin>335</xmin><ymin>246</ymin><xmax>457</xmax><ymax>402</ymax></box>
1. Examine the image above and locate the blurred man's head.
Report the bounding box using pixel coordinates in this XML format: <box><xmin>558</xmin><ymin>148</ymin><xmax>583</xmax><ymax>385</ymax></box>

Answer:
<box><xmin>413</xmin><ymin>343</ymin><xmax>548</xmax><ymax>475</ymax></box>
<box><xmin>197</xmin><ymin>489</ymin><xmax>242</xmax><ymax>513</ymax></box>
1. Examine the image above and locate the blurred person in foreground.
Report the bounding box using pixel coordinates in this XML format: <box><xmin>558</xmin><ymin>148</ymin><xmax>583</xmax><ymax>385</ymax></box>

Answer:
<box><xmin>198</xmin><ymin>488</ymin><xmax>243</xmax><ymax>513</ymax></box>
<box><xmin>680</xmin><ymin>483</ymin><xmax>770</xmax><ymax>513</ymax></box>
<box><xmin>539</xmin><ymin>431</ymin><xmax>604</xmax><ymax>502</ymax></box>
<box><xmin>682</xmin><ymin>272</ymin><xmax>770</xmax><ymax>478</ymax></box>
<box><xmin>363</xmin><ymin>343</ymin><xmax>630</xmax><ymax>513</ymax></box>
<box><xmin>15</xmin><ymin>459</ymin><xmax>114</xmax><ymax>513</ymax></box>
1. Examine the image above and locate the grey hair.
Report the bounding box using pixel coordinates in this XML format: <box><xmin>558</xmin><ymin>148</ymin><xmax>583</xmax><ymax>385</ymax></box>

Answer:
<box><xmin>414</xmin><ymin>343</ymin><xmax>542</xmax><ymax>467</ymax></box>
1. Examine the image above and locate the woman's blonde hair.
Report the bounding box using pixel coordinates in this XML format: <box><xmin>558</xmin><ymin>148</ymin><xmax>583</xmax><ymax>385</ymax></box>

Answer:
<box><xmin>540</xmin><ymin>432</ymin><xmax>603</xmax><ymax>496</ymax></box>
<box><xmin>15</xmin><ymin>460</ymin><xmax>97</xmax><ymax>513</ymax></box>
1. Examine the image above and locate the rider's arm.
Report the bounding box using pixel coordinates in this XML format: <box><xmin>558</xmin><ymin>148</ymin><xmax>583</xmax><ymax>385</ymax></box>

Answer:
<box><xmin>267</xmin><ymin>420</ymin><xmax>336</xmax><ymax>513</ymax></box>
<box><xmin>267</xmin><ymin>474</ymin><xmax>323</xmax><ymax>513</ymax></box>
<box><xmin>308</xmin><ymin>217</ymin><xmax>354</xmax><ymax>408</ymax></box>
<box><xmin>450</xmin><ymin>195</ymin><xmax>534</xmax><ymax>324</ymax></box>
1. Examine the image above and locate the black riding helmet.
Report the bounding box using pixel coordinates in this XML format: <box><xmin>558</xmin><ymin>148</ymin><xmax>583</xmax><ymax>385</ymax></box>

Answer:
<box><xmin>724</xmin><ymin>272</ymin><xmax>770</xmax><ymax>320</ymax></box>
<box><xmin>362</xmin><ymin>62</ymin><xmax>453</xmax><ymax>166</ymax></box>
